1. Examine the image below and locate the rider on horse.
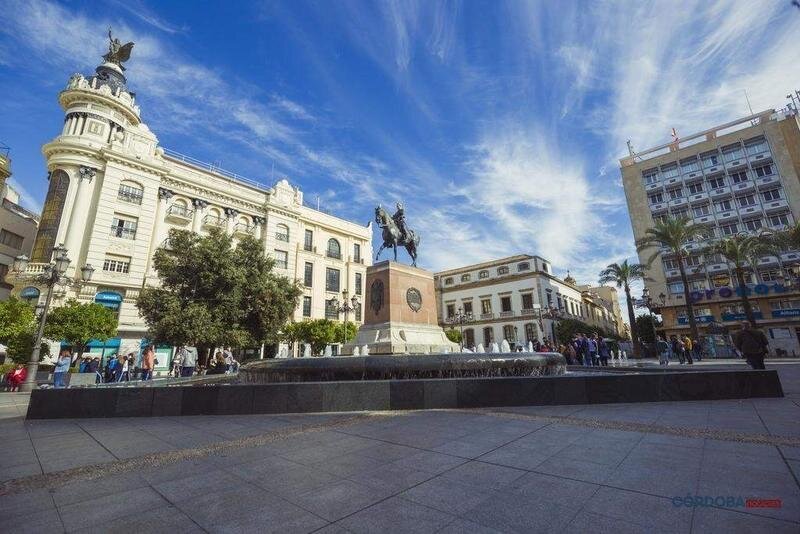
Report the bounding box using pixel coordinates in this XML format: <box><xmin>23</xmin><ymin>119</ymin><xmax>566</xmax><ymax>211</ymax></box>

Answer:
<box><xmin>392</xmin><ymin>202</ymin><xmax>409</xmax><ymax>242</ymax></box>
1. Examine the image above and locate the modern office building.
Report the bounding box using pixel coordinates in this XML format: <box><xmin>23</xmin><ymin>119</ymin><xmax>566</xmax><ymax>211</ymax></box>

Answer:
<box><xmin>0</xmin><ymin>151</ymin><xmax>39</xmax><ymax>300</ymax></box>
<box><xmin>620</xmin><ymin>106</ymin><xmax>800</xmax><ymax>355</ymax></box>
<box><xmin>433</xmin><ymin>254</ymin><xmax>625</xmax><ymax>349</ymax></box>
<box><xmin>8</xmin><ymin>40</ymin><xmax>371</xmax><ymax>369</ymax></box>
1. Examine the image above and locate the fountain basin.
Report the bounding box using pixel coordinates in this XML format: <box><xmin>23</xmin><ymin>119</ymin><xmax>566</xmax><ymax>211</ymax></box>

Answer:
<box><xmin>240</xmin><ymin>352</ymin><xmax>567</xmax><ymax>383</ymax></box>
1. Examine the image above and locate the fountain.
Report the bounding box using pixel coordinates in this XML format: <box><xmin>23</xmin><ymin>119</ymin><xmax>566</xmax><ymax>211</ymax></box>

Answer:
<box><xmin>362</xmin><ymin>345</ymin><xmax>370</xmax><ymax>356</ymax></box>
<box><xmin>353</xmin><ymin>346</ymin><xmax>360</xmax><ymax>356</ymax></box>
<box><xmin>476</xmin><ymin>343</ymin><xmax>485</xmax><ymax>353</ymax></box>
<box><xmin>500</xmin><ymin>340</ymin><xmax>511</xmax><ymax>353</ymax></box>
<box><xmin>527</xmin><ymin>341</ymin><xmax>534</xmax><ymax>352</ymax></box>
<box><xmin>303</xmin><ymin>344</ymin><xmax>311</xmax><ymax>358</ymax></box>
<box><xmin>323</xmin><ymin>346</ymin><xmax>332</xmax><ymax>357</ymax></box>
<box><xmin>490</xmin><ymin>342</ymin><xmax>500</xmax><ymax>353</ymax></box>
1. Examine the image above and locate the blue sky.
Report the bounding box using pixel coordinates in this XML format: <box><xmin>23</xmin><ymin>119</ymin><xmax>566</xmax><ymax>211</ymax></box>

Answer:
<box><xmin>1</xmin><ymin>0</ymin><xmax>799</xmax><ymax>289</ymax></box>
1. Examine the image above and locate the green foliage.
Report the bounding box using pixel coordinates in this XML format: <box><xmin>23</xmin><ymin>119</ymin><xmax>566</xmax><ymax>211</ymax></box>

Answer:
<box><xmin>44</xmin><ymin>299</ymin><xmax>118</xmax><ymax>357</ymax></box>
<box><xmin>555</xmin><ymin>318</ymin><xmax>616</xmax><ymax>344</ymax></box>
<box><xmin>0</xmin><ymin>297</ymin><xmax>41</xmax><ymax>363</ymax></box>
<box><xmin>136</xmin><ymin>229</ymin><xmax>302</xmax><ymax>347</ymax></box>
<box><xmin>444</xmin><ymin>328</ymin><xmax>462</xmax><ymax>344</ymax></box>
<box><xmin>282</xmin><ymin>319</ymin><xmax>357</xmax><ymax>355</ymax></box>
<box><xmin>635</xmin><ymin>314</ymin><xmax>662</xmax><ymax>344</ymax></box>
<box><xmin>598</xmin><ymin>259</ymin><xmax>649</xmax><ymax>351</ymax></box>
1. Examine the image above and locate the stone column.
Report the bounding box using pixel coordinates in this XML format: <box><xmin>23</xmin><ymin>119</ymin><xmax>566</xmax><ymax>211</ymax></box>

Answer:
<box><xmin>148</xmin><ymin>188</ymin><xmax>173</xmax><ymax>258</ymax></box>
<box><xmin>224</xmin><ymin>208</ymin><xmax>239</xmax><ymax>234</ymax></box>
<box><xmin>63</xmin><ymin>165</ymin><xmax>97</xmax><ymax>271</ymax></box>
<box><xmin>191</xmin><ymin>199</ymin><xmax>207</xmax><ymax>233</ymax></box>
<box><xmin>253</xmin><ymin>216</ymin><xmax>265</xmax><ymax>240</ymax></box>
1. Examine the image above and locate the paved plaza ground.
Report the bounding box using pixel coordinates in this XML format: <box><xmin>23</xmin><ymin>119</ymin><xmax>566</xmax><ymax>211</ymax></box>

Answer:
<box><xmin>0</xmin><ymin>360</ymin><xmax>799</xmax><ymax>533</ymax></box>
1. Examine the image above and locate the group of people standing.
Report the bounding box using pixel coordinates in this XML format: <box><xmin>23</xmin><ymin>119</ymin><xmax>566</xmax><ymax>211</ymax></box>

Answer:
<box><xmin>655</xmin><ymin>335</ymin><xmax>703</xmax><ymax>366</ymax></box>
<box><xmin>170</xmin><ymin>345</ymin><xmax>238</xmax><ymax>377</ymax></box>
<box><xmin>562</xmin><ymin>333</ymin><xmax>613</xmax><ymax>366</ymax></box>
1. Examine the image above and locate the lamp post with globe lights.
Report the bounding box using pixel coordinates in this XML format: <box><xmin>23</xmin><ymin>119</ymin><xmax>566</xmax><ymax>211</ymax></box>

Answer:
<box><xmin>533</xmin><ymin>303</ymin><xmax>563</xmax><ymax>344</ymax></box>
<box><xmin>11</xmin><ymin>245</ymin><xmax>95</xmax><ymax>392</ymax></box>
<box><xmin>637</xmin><ymin>287</ymin><xmax>666</xmax><ymax>344</ymax></box>
<box><xmin>327</xmin><ymin>289</ymin><xmax>360</xmax><ymax>348</ymax></box>
<box><xmin>446</xmin><ymin>306</ymin><xmax>473</xmax><ymax>351</ymax></box>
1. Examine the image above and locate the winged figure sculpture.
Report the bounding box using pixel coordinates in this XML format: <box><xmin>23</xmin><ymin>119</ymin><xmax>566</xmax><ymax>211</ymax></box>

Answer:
<box><xmin>102</xmin><ymin>28</ymin><xmax>134</xmax><ymax>70</ymax></box>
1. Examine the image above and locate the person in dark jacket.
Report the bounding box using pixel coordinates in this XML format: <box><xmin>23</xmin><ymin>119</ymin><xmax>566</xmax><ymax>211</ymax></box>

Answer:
<box><xmin>733</xmin><ymin>322</ymin><xmax>769</xmax><ymax>370</ymax></box>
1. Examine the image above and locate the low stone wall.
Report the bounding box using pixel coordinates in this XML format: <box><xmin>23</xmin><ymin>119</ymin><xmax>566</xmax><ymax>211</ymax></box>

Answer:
<box><xmin>26</xmin><ymin>369</ymin><xmax>783</xmax><ymax>419</ymax></box>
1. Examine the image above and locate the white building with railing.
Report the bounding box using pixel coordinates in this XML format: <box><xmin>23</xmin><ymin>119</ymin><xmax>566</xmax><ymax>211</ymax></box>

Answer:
<box><xmin>9</xmin><ymin>45</ymin><xmax>372</xmax><ymax>368</ymax></box>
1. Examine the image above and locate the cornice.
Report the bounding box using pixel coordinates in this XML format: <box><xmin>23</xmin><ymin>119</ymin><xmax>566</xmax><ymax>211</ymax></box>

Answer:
<box><xmin>161</xmin><ymin>176</ymin><xmax>264</xmax><ymax>214</ymax></box>
<box><xmin>100</xmin><ymin>148</ymin><xmax>169</xmax><ymax>176</ymax></box>
<box><xmin>59</xmin><ymin>88</ymin><xmax>140</xmax><ymax>125</ymax></box>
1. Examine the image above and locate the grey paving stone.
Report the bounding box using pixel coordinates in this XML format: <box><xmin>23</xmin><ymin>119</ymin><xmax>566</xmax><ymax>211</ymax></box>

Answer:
<box><xmin>390</xmin><ymin>450</ymin><xmax>467</xmax><ymax>475</ymax></box>
<box><xmin>582</xmin><ymin>486</ymin><xmax>693</xmax><ymax>532</ymax></box>
<box><xmin>440</xmin><ymin>460</ymin><xmax>527</xmax><ymax>490</ymax></box>
<box><xmin>505</xmin><ymin>471</ymin><xmax>600</xmax><ymax>504</ymax></box>
<box><xmin>477</xmin><ymin>443</ymin><xmax>550</xmax><ymax>471</ymax></box>
<box><xmin>346</xmin><ymin>462</ymin><xmax>434</xmax><ymax>493</ymax></box>
<box><xmin>533</xmin><ymin>456</ymin><xmax>619</xmax><ymax>484</ymax></box>
<box><xmin>312</xmin><ymin>452</ymin><xmax>387</xmax><ymax>478</ymax></box>
<box><xmin>0</xmin><ymin>461</ymin><xmax>42</xmax><ymax>482</ymax></box>
<box><xmin>462</xmin><ymin>490</ymin><xmax>578</xmax><ymax>533</ymax></box>
<box><xmin>436</xmin><ymin>518</ymin><xmax>504</xmax><ymax>534</ymax></box>
<box><xmin>692</xmin><ymin>506</ymin><xmax>800</xmax><ymax>534</ymax></box>
<box><xmin>0</xmin><ymin>489</ymin><xmax>56</xmax><ymax>519</ymax></box>
<box><xmin>780</xmin><ymin>445</ymin><xmax>800</xmax><ymax>461</ymax></box>
<box><xmin>289</xmin><ymin>479</ymin><xmax>393</xmax><ymax>521</ymax></box>
<box><xmin>247</xmin><ymin>463</ymin><xmax>341</xmax><ymax>499</ymax></box>
<box><xmin>640</xmin><ymin>433</ymin><xmax>705</xmax><ymax>449</ymax></box>
<box><xmin>564</xmin><ymin>510</ymin><xmax>654</xmax><ymax>533</ymax></box>
<box><xmin>70</xmin><ymin>504</ymin><xmax>202</xmax><ymax>533</ymax></box>
<box><xmin>337</xmin><ymin>495</ymin><xmax>456</xmax><ymax>534</ymax></box>
<box><xmin>153</xmin><ymin>468</ymin><xmax>244</xmax><ymax>503</ymax></box>
<box><xmin>357</xmin><ymin>441</ymin><xmax>420</xmax><ymax>463</ymax></box>
<box><xmin>604</xmin><ymin>462</ymin><xmax>700</xmax><ymax>498</ymax></box>
<box><xmin>51</xmin><ymin>471</ymin><xmax>150</xmax><ymax>507</ymax></box>
<box><xmin>401</xmin><ymin>477</ymin><xmax>498</xmax><ymax>516</ymax></box>
<box><xmin>57</xmin><ymin>487</ymin><xmax>168</xmax><ymax>531</ymax></box>
<box><xmin>432</xmin><ymin>438</ymin><xmax>509</xmax><ymax>459</ymax></box>
<box><xmin>9</xmin><ymin>507</ymin><xmax>64</xmax><ymax>534</ymax></box>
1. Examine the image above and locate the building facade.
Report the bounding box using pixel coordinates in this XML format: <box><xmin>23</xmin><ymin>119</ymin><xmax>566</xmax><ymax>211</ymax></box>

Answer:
<box><xmin>576</xmin><ymin>284</ymin><xmax>626</xmax><ymax>338</ymax></box>
<box><xmin>620</xmin><ymin>107</ymin><xmax>800</xmax><ymax>355</ymax></box>
<box><xmin>9</xmin><ymin>46</ymin><xmax>371</xmax><ymax>368</ymax></box>
<box><xmin>433</xmin><ymin>255</ymin><xmax>625</xmax><ymax>349</ymax></box>
<box><xmin>0</xmin><ymin>153</ymin><xmax>39</xmax><ymax>300</ymax></box>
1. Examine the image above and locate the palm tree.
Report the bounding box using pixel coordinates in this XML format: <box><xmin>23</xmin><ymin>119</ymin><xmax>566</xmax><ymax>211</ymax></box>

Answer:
<box><xmin>703</xmin><ymin>234</ymin><xmax>769</xmax><ymax>327</ymax></box>
<box><xmin>598</xmin><ymin>259</ymin><xmax>648</xmax><ymax>357</ymax></box>
<box><xmin>636</xmin><ymin>217</ymin><xmax>710</xmax><ymax>342</ymax></box>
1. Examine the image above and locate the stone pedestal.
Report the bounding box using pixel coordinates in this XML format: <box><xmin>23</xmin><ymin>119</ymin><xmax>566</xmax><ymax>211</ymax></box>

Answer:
<box><xmin>342</xmin><ymin>261</ymin><xmax>458</xmax><ymax>355</ymax></box>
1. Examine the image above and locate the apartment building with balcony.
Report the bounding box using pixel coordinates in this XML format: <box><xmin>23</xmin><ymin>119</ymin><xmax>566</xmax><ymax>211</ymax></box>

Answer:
<box><xmin>0</xmin><ymin>151</ymin><xmax>39</xmax><ymax>300</ymax></box>
<box><xmin>620</xmin><ymin>106</ymin><xmax>800</xmax><ymax>355</ymax></box>
<box><xmin>8</xmin><ymin>43</ymin><xmax>371</xmax><ymax>368</ymax></box>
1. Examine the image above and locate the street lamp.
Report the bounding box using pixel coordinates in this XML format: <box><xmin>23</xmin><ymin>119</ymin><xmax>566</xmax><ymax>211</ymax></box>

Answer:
<box><xmin>328</xmin><ymin>289</ymin><xmax>359</xmax><ymax>348</ymax></box>
<box><xmin>11</xmin><ymin>245</ymin><xmax>94</xmax><ymax>392</ymax></box>
<box><xmin>446</xmin><ymin>306</ymin><xmax>472</xmax><ymax>351</ymax></box>
<box><xmin>533</xmin><ymin>303</ymin><xmax>562</xmax><ymax>344</ymax></box>
<box><xmin>637</xmin><ymin>287</ymin><xmax>666</xmax><ymax>345</ymax></box>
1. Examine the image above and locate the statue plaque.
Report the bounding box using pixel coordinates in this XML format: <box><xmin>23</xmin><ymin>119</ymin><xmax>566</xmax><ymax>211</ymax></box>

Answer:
<box><xmin>406</xmin><ymin>287</ymin><xmax>422</xmax><ymax>312</ymax></box>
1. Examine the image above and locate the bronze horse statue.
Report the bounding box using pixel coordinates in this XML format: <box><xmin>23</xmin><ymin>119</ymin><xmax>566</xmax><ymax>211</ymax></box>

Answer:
<box><xmin>375</xmin><ymin>205</ymin><xmax>420</xmax><ymax>266</ymax></box>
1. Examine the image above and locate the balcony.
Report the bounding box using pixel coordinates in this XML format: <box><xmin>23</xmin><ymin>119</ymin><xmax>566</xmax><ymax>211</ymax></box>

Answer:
<box><xmin>275</xmin><ymin>232</ymin><xmax>289</xmax><ymax>242</ymax></box>
<box><xmin>757</xmin><ymin>255</ymin><xmax>779</xmax><ymax>267</ymax></box>
<box><xmin>682</xmin><ymin>170</ymin><xmax>703</xmax><ymax>181</ymax></box>
<box><xmin>749</xmin><ymin>152</ymin><xmax>773</xmax><ymax>164</ymax></box>
<box><xmin>650</xmin><ymin>202</ymin><xmax>668</xmax><ymax>213</ymax></box>
<box><xmin>499</xmin><ymin>310</ymin><xmax>514</xmax><ymax>318</ymax></box>
<box><xmin>664</xmin><ymin>176</ymin><xmax>681</xmax><ymax>187</ymax></box>
<box><xmin>668</xmin><ymin>197</ymin><xmax>687</xmax><ymax>208</ymax></box>
<box><xmin>716</xmin><ymin>210</ymin><xmax>737</xmax><ymax>221</ymax></box>
<box><xmin>725</xmin><ymin>158</ymin><xmax>747</xmax><ymax>171</ymax></box>
<box><xmin>326</xmin><ymin>250</ymin><xmax>342</xmax><ymax>260</ymax></box>
<box><xmin>688</xmin><ymin>191</ymin><xmax>709</xmax><ymax>204</ymax></box>
<box><xmin>738</xmin><ymin>204</ymin><xmax>761</xmax><ymax>217</ymax></box>
<box><xmin>709</xmin><ymin>185</ymin><xmax>732</xmax><ymax>199</ymax></box>
<box><xmin>165</xmin><ymin>205</ymin><xmax>193</xmax><ymax>224</ymax></box>
<box><xmin>665</xmin><ymin>268</ymin><xmax>681</xmax><ymax>280</ymax></box>
<box><xmin>764</xmin><ymin>198</ymin><xmax>789</xmax><ymax>213</ymax></box>
<box><xmin>693</xmin><ymin>214</ymin><xmax>713</xmax><ymax>225</ymax></box>
<box><xmin>732</xmin><ymin>181</ymin><xmax>755</xmax><ymax>194</ymax></box>
<box><xmin>480</xmin><ymin>312</ymin><xmax>494</xmax><ymax>320</ymax></box>
<box><xmin>302</xmin><ymin>243</ymin><xmax>316</xmax><ymax>253</ymax></box>
<box><xmin>756</xmin><ymin>175</ymin><xmax>780</xmax><ymax>189</ymax></box>
<box><xmin>707</xmin><ymin>262</ymin><xmax>728</xmax><ymax>272</ymax></box>
<box><xmin>780</xmin><ymin>252</ymin><xmax>800</xmax><ymax>263</ymax></box>
<box><xmin>645</xmin><ymin>182</ymin><xmax>662</xmax><ymax>192</ymax></box>
<box><xmin>202</xmin><ymin>215</ymin><xmax>225</xmax><ymax>229</ymax></box>
<box><xmin>234</xmin><ymin>222</ymin><xmax>255</xmax><ymax>236</ymax></box>
<box><xmin>520</xmin><ymin>308</ymin><xmax>536</xmax><ymax>316</ymax></box>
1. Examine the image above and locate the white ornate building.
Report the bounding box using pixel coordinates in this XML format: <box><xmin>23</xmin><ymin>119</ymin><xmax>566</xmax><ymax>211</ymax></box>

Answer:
<box><xmin>10</xmin><ymin>48</ymin><xmax>371</xmax><ymax>368</ymax></box>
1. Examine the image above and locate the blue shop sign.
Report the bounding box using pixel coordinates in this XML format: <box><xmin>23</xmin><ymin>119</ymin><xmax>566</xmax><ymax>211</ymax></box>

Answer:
<box><xmin>721</xmin><ymin>312</ymin><xmax>763</xmax><ymax>322</ymax></box>
<box><xmin>689</xmin><ymin>283</ymin><xmax>788</xmax><ymax>303</ymax></box>
<box><xmin>677</xmin><ymin>315</ymin><xmax>715</xmax><ymax>325</ymax></box>
<box><xmin>94</xmin><ymin>291</ymin><xmax>123</xmax><ymax>310</ymax></box>
<box><xmin>772</xmin><ymin>309</ymin><xmax>800</xmax><ymax>318</ymax></box>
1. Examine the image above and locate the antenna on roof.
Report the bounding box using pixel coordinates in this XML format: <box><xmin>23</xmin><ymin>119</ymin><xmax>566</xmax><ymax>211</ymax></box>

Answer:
<box><xmin>626</xmin><ymin>139</ymin><xmax>635</xmax><ymax>156</ymax></box>
<box><xmin>744</xmin><ymin>90</ymin><xmax>757</xmax><ymax>125</ymax></box>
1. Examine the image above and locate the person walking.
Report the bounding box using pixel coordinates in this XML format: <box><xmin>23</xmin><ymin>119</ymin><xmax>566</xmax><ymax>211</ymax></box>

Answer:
<box><xmin>656</xmin><ymin>335</ymin><xmax>671</xmax><ymax>365</ymax></box>
<box><xmin>53</xmin><ymin>350</ymin><xmax>72</xmax><ymax>388</ymax></box>
<box><xmin>670</xmin><ymin>336</ymin><xmax>685</xmax><ymax>364</ymax></box>
<box><xmin>692</xmin><ymin>338</ymin><xmax>703</xmax><ymax>362</ymax></box>
<box><xmin>587</xmin><ymin>334</ymin><xmax>599</xmax><ymax>366</ymax></box>
<box><xmin>733</xmin><ymin>322</ymin><xmax>769</xmax><ymax>370</ymax></box>
<box><xmin>682</xmin><ymin>335</ymin><xmax>694</xmax><ymax>365</ymax></box>
<box><xmin>178</xmin><ymin>344</ymin><xmax>198</xmax><ymax>377</ymax></box>
<box><xmin>141</xmin><ymin>344</ymin><xmax>155</xmax><ymax>381</ymax></box>
<box><xmin>598</xmin><ymin>337</ymin><xmax>611</xmax><ymax>367</ymax></box>
<box><xmin>223</xmin><ymin>347</ymin><xmax>234</xmax><ymax>373</ymax></box>
<box><xmin>5</xmin><ymin>364</ymin><xmax>27</xmax><ymax>392</ymax></box>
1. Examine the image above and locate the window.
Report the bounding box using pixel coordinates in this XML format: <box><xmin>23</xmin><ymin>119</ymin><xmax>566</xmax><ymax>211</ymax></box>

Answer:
<box><xmin>118</xmin><ymin>182</ymin><xmax>144</xmax><ymax>204</ymax></box>
<box><xmin>759</xmin><ymin>269</ymin><xmax>781</xmax><ymax>282</ymax></box>
<box><xmin>701</xmin><ymin>151</ymin><xmax>720</xmax><ymax>168</ymax></box>
<box><xmin>326</xmin><ymin>238</ymin><xmax>341</xmax><ymax>259</ymax></box>
<box><xmin>753</xmin><ymin>164</ymin><xmax>773</xmax><ymax>177</ymax></box>
<box><xmin>745</xmin><ymin>138</ymin><xmax>768</xmax><ymax>155</ymax></box>
<box><xmin>684</xmin><ymin>255</ymin><xmax>701</xmax><ymax>267</ymax></box>
<box><xmin>354</xmin><ymin>302</ymin><xmax>362</xmax><ymax>321</ymax></box>
<box><xmin>461</xmin><ymin>273</ymin><xmax>471</xmax><ymax>282</ymax></box>
<box><xmin>668</xmin><ymin>281</ymin><xmax>685</xmax><ymax>294</ymax></box>
<box><xmin>274</xmin><ymin>249</ymin><xmax>288</xmax><ymax>269</ymax></box>
<box><xmin>671</xmin><ymin>208</ymin><xmax>688</xmax><ymax>219</ymax></box>
<box><xmin>687</xmin><ymin>182</ymin><xmax>704</xmax><ymax>194</ymax></box>
<box><xmin>275</xmin><ymin>224</ymin><xmax>289</xmax><ymax>242</ymax></box>
<box><xmin>446</xmin><ymin>304</ymin><xmax>455</xmax><ymax>318</ymax></box>
<box><xmin>667</xmin><ymin>188</ymin><xmax>682</xmax><ymax>200</ymax></box>
<box><xmin>479</xmin><ymin>270</ymin><xmax>489</xmax><ymax>279</ymax></box>
<box><xmin>444</xmin><ymin>277</ymin><xmax>454</xmax><ymax>285</ymax></box>
<box><xmin>524</xmin><ymin>323</ymin><xmax>536</xmax><ymax>343</ymax></box>
<box><xmin>743</xmin><ymin>219</ymin><xmax>763</xmax><ymax>232</ymax></box>
<box><xmin>497</xmin><ymin>266</ymin><xmax>509</xmax><ymax>275</ymax></box>
<box><xmin>483</xmin><ymin>327</ymin><xmax>494</xmax><ymax>346</ymax></box>
<box><xmin>663</xmin><ymin>258</ymin><xmax>679</xmax><ymax>270</ymax></box>
<box><xmin>353</xmin><ymin>243</ymin><xmax>361</xmax><ymax>262</ymax></box>
<box><xmin>304</xmin><ymin>229</ymin><xmax>314</xmax><ymax>251</ymax></box>
<box><xmin>325</xmin><ymin>267</ymin><xmax>340</xmax><ymax>292</ymax></box>
<box><xmin>714</xmin><ymin>199</ymin><xmax>733</xmax><ymax>212</ymax></box>
<box><xmin>168</xmin><ymin>199</ymin><xmax>191</xmax><ymax>218</ymax></box>
<box><xmin>692</xmin><ymin>205</ymin><xmax>710</xmax><ymax>218</ymax></box>
<box><xmin>325</xmin><ymin>298</ymin><xmax>338</xmax><ymax>319</ymax></box>
<box><xmin>0</xmin><ymin>263</ymin><xmax>8</xmax><ymax>282</ymax></box>
<box><xmin>648</xmin><ymin>193</ymin><xmax>664</xmax><ymax>204</ymax></box>
<box><xmin>31</xmin><ymin>169</ymin><xmax>69</xmax><ymax>262</ymax></box>
<box><xmin>502</xmin><ymin>325</ymin><xmax>516</xmax><ymax>342</ymax></box>
<box><xmin>653</xmin><ymin>214</ymin><xmax>667</xmax><ymax>224</ymax></box>
<box><xmin>102</xmin><ymin>255</ymin><xmax>130</xmax><ymax>273</ymax></box>
<box><xmin>730</xmin><ymin>170</ymin><xmax>748</xmax><ymax>184</ymax></box>
<box><xmin>689</xmin><ymin>279</ymin><xmax>708</xmax><ymax>291</ymax></box>
<box><xmin>518</xmin><ymin>262</ymin><xmax>530</xmax><ymax>271</ymax></box>
<box><xmin>464</xmin><ymin>328</ymin><xmax>475</xmax><ymax>348</ymax></box>
<box><xmin>708</xmin><ymin>176</ymin><xmax>725</xmax><ymax>189</ymax></box>
<box><xmin>722</xmin><ymin>144</ymin><xmax>743</xmax><ymax>162</ymax></box>
<box><xmin>463</xmin><ymin>301</ymin><xmax>473</xmax><ymax>315</ymax></box>
<box><xmin>771</xmin><ymin>299</ymin><xmax>800</xmax><ymax>310</ymax></box>
<box><xmin>304</xmin><ymin>262</ymin><xmax>313</xmax><ymax>287</ymax></box>
<box><xmin>110</xmin><ymin>216</ymin><xmax>137</xmax><ymax>239</ymax></box>
<box><xmin>500</xmin><ymin>296</ymin><xmax>512</xmax><ymax>313</ymax></box>
<box><xmin>769</xmin><ymin>213</ymin><xmax>790</xmax><ymax>228</ymax></box>
<box><xmin>481</xmin><ymin>299</ymin><xmax>492</xmax><ymax>314</ymax></box>
<box><xmin>303</xmin><ymin>296</ymin><xmax>312</xmax><ymax>317</ymax></box>
<box><xmin>680</xmin><ymin>158</ymin><xmax>700</xmax><ymax>173</ymax></box>
<box><xmin>0</xmin><ymin>229</ymin><xmax>24</xmax><ymax>249</ymax></box>
<box><xmin>737</xmin><ymin>194</ymin><xmax>756</xmax><ymax>208</ymax></box>
<box><xmin>761</xmin><ymin>189</ymin><xmax>781</xmax><ymax>202</ymax></box>
<box><xmin>643</xmin><ymin>171</ymin><xmax>659</xmax><ymax>185</ymax></box>
<box><xmin>720</xmin><ymin>222</ymin><xmax>738</xmax><ymax>236</ymax></box>
<box><xmin>661</xmin><ymin>164</ymin><xmax>678</xmax><ymax>178</ymax></box>
<box><xmin>521</xmin><ymin>293</ymin><xmax>533</xmax><ymax>310</ymax></box>
<box><xmin>355</xmin><ymin>273</ymin><xmax>362</xmax><ymax>295</ymax></box>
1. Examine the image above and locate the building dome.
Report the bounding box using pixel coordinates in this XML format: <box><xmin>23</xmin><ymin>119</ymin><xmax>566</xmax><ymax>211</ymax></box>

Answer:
<box><xmin>564</xmin><ymin>270</ymin><xmax>576</xmax><ymax>285</ymax></box>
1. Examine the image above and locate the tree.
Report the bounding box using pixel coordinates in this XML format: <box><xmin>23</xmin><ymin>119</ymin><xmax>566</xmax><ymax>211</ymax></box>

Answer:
<box><xmin>136</xmin><ymin>229</ymin><xmax>301</xmax><ymax>348</ymax></box>
<box><xmin>285</xmin><ymin>319</ymin><xmax>357</xmax><ymax>355</ymax></box>
<box><xmin>636</xmin><ymin>217</ymin><xmax>709</xmax><ymax>342</ymax></box>
<box><xmin>555</xmin><ymin>318</ymin><xmax>611</xmax><ymax>344</ymax></box>
<box><xmin>704</xmin><ymin>234</ymin><xmax>769</xmax><ymax>327</ymax></box>
<box><xmin>44</xmin><ymin>299</ymin><xmax>118</xmax><ymax>359</ymax></box>
<box><xmin>598</xmin><ymin>259</ymin><xmax>648</xmax><ymax>356</ymax></box>
<box><xmin>445</xmin><ymin>328</ymin><xmax>462</xmax><ymax>344</ymax></box>
<box><xmin>0</xmin><ymin>297</ymin><xmax>41</xmax><ymax>363</ymax></box>
<box><xmin>635</xmin><ymin>314</ymin><xmax>662</xmax><ymax>344</ymax></box>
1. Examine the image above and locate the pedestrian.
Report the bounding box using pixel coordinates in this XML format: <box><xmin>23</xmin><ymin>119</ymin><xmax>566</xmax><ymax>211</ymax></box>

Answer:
<box><xmin>54</xmin><ymin>349</ymin><xmax>72</xmax><ymax>388</ymax></box>
<box><xmin>117</xmin><ymin>353</ymin><xmax>132</xmax><ymax>382</ymax></box>
<box><xmin>4</xmin><ymin>364</ymin><xmax>27</xmax><ymax>392</ymax></box>
<box><xmin>682</xmin><ymin>335</ymin><xmax>694</xmax><ymax>364</ymax></box>
<box><xmin>178</xmin><ymin>344</ymin><xmax>198</xmax><ymax>377</ymax></box>
<box><xmin>88</xmin><ymin>357</ymin><xmax>101</xmax><ymax>383</ymax></box>
<box><xmin>141</xmin><ymin>344</ymin><xmax>155</xmax><ymax>381</ymax></box>
<box><xmin>733</xmin><ymin>322</ymin><xmax>769</xmax><ymax>370</ymax></box>
<box><xmin>656</xmin><ymin>335</ymin><xmax>670</xmax><ymax>365</ymax></box>
<box><xmin>105</xmin><ymin>353</ymin><xmax>118</xmax><ymax>383</ymax></box>
<box><xmin>670</xmin><ymin>336</ymin><xmax>685</xmax><ymax>364</ymax></box>
<box><xmin>587</xmin><ymin>334</ymin><xmax>599</xmax><ymax>366</ymax></box>
<box><xmin>223</xmin><ymin>347</ymin><xmax>234</xmax><ymax>373</ymax></box>
<box><xmin>171</xmin><ymin>350</ymin><xmax>182</xmax><ymax>377</ymax></box>
<box><xmin>598</xmin><ymin>337</ymin><xmax>610</xmax><ymax>366</ymax></box>
<box><xmin>692</xmin><ymin>338</ymin><xmax>703</xmax><ymax>362</ymax></box>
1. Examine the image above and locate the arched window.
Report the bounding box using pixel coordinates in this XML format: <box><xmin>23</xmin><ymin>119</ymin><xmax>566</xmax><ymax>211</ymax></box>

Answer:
<box><xmin>483</xmin><ymin>327</ymin><xmax>494</xmax><ymax>346</ymax></box>
<box><xmin>461</xmin><ymin>273</ymin><xmax>471</xmax><ymax>282</ymax></box>
<box><xmin>479</xmin><ymin>270</ymin><xmax>489</xmax><ymax>279</ymax></box>
<box><xmin>276</xmin><ymin>223</ymin><xmax>289</xmax><ymax>242</ymax></box>
<box><xmin>464</xmin><ymin>328</ymin><xmax>475</xmax><ymax>348</ymax></box>
<box><xmin>31</xmin><ymin>170</ymin><xmax>70</xmax><ymax>262</ymax></box>
<box><xmin>444</xmin><ymin>277</ymin><xmax>454</xmax><ymax>285</ymax></box>
<box><xmin>503</xmin><ymin>325</ymin><xmax>516</xmax><ymax>342</ymax></box>
<box><xmin>524</xmin><ymin>323</ymin><xmax>536</xmax><ymax>343</ymax></box>
<box><xmin>497</xmin><ymin>266</ymin><xmax>509</xmax><ymax>275</ymax></box>
<box><xmin>518</xmin><ymin>262</ymin><xmax>530</xmax><ymax>272</ymax></box>
<box><xmin>327</xmin><ymin>238</ymin><xmax>341</xmax><ymax>259</ymax></box>
<box><xmin>118</xmin><ymin>180</ymin><xmax>144</xmax><ymax>204</ymax></box>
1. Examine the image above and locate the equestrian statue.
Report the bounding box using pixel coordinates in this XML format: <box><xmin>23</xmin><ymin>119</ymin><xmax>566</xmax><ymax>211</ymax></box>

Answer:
<box><xmin>375</xmin><ymin>203</ymin><xmax>421</xmax><ymax>267</ymax></box>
